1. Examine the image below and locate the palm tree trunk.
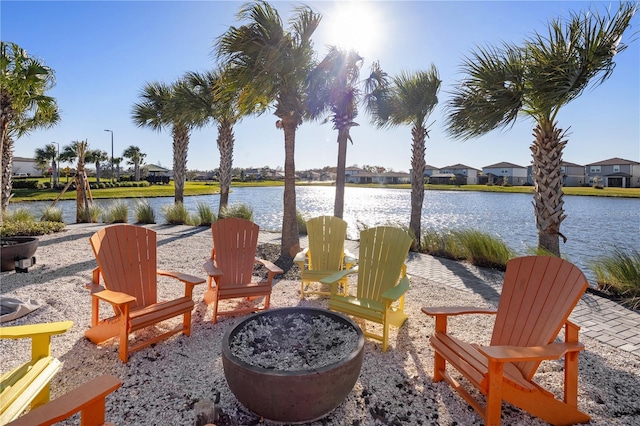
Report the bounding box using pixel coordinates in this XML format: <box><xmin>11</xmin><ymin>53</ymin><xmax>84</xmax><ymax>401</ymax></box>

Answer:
<box><xmin>172</xmin><ymin>124</ymin><xmax>189</xmax><ymax>204</ymax></box>
<box><xmin>410</xmin><ymin>124</ymin><xmax>427</xmax><ymax>251</ymax></box>
<box><xmin>1</xmin><ymin>137</ymin><xmax>14</xmax><ymax>212</ymax></box>
<box><xmin>217</xmin><ymin>122</ymin><xmax>234</xmax><ymax>215</ymax></box>
<box><xmin>134</xmin><ymin>161</ymin><xmax>140</xmax><ymax>182</ymax></box>
<box><xmin>531</xmin><ymin>120</ymin><xmax>567</xmax><ymax>257</ymax></box>
<box><xmin>76</xmin><ymin>147</ymin><xmax>89</xmax><ymax>223</ymax></box>
<box><xmin>334</xmin><ymin>128</ymin><xmax>349</xmax><ymax>219</ymax></box>
<box><xmin>95</xmin><ymin>163</ymin><xmax>101</xmax><ymax>184</ymax></box>
<box><xmin>281</xmin><ymin>117</ymin><xmax>300</xmax><ymax>259</ymax></box>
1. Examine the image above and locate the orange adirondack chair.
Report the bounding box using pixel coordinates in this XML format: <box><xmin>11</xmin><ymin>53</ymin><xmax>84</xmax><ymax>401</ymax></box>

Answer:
<box><xmin>294</xmin><ymin>216</ymin><xmax>356</xmax><ymax>299</ymax></box>
<box><xmin>321</xmin><ymin>226</ymin><xmax>413</xmax><ymax>352</ymax></box>
<box><xmin>85</xmin><ymin>224</ymin><xmax>205</xmax><ymax>363</ymax></box>
<box><xmin>422</xmin><ymin>256</ymin><xmax>591</xmax><ymax>426</ymax></box>
<box><xmin>203</xmin><ymin>218</ymin><xmax>283</xmax><ymax>324</ymax></box>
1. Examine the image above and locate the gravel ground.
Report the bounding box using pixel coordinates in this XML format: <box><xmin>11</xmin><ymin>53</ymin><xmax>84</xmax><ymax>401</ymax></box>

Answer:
<box><xmin>1</xmin><ymin>224</ymin><xmax>639</xmax><ymax>425</ymax></box>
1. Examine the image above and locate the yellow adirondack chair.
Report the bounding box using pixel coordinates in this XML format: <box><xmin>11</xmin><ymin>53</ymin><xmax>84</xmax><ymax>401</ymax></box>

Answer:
<box><xmin>294</xmin><ymin>216</ymin><xmax>356</xmax><ymax>299</ymax></box>
<box><xmin>0</xmin><ymin>321</ymin><xmax>73</xmax><ymax>424</ymax></box>
<box><xmin>85</xmin><ymin>224</ymin><xmax>206</xmax><ymax>363</ymax></box>
<box><xmin>6</xmin><ymin>375</ymin><xmax>121</xmax><ymax>426</ymax></box>
<box><xmin>203</xmin><ymin>218</ymin><xmax>283</xmax><ymax>324</ymax></box>
<box><xmin>321</xmin><ymin>226</ymin><xmax>412</xmax><ymax>352</ymax></box>
<box><xmin>422</xmin><ymin>256</ymin><xmax>591</xmax><ymax>425</ymax></box>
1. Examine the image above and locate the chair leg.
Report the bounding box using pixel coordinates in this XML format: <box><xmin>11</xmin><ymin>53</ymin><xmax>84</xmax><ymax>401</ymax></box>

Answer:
<box><xmin>119</xmin><ymin>306</ymin><xmax>130</xmax><ymax>363</ymax></box>
<box><xmin>183</xmin><ymin>311</ymin><xmax>192</xmax><ymax>336</ymax></box>
<box><xmin>485</xmin><ymin>360</ymin><xmax>504</xmax><ymax>426</ymax></box>
<box><xmin>433</xmin><ymin>352</ymin><xmax>446</xmax><ymax>382</ymax></box>
<box><xmin>212</xmin><ymin>298</ymin><xmax>219</xmax><ymax>324</ymax></box>
<box><xmin>300</xmin><ymin>281</ymin><xmax>305</xmax><ymax>300</ymax></box>
<box><xmin>382</xmin><ymin>320</ymin><xmax>389</xmax><ymax>352</ymax></box>
<box><xmin>264</xmin><ymin>294</ymin><xmax>271</xmax><ymax>310</ymax></box>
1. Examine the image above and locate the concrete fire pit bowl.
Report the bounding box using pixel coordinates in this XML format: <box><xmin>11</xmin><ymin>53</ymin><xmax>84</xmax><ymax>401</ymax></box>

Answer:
<box><xmin>222</xmin><ymin>307</ymin><xmax>364</xmax><ymax>424</ymax></box>
<box><xmin>0</xmin><ymin>236</ymin><xmax>38</xmax><ymax>272</ymax></box>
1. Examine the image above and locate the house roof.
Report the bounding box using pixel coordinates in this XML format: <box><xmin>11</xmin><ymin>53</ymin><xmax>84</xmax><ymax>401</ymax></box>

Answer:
<box><xmin>483</xmin><ymin>161</ymin><xmax>525</xmax><ymax>169</ymax></box>
<box><xmin>561</xmin><ymin>161</ymin><xmax>584</xmax><ymax>167</ymax></box>
<box><xmin>587</xmin><ymin>157</ymin><xmax>640</xmax><ymax>166</ymax></box>
<box><xmin>144</xmin><ymin>164</ymin><xmax>170</xmax><ymax>173</ymax></box>
<box><xmin>441</xmin><ymin>164</ymin><xmax>480</xmax><ymax>171</ymax></box>
<box><xmin>382</xmin><ymin>172</ymin><xmax>410</xmax><ymax>177</ymax></box>
<box><xmin>13</xmin><ymin>156</ymin><xmax>36</xmax><ymax>162</ymax></box>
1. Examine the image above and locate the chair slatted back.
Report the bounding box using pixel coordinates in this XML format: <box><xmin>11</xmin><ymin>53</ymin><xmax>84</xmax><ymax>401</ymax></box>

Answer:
<box><xmin>90</xmin><ymin>224</ymin><xmax>158</xmax><ymax>309</ymax></box>
<box><xmin>491</xmin><ymin>256</ymin><xmax>588</xmax><ymax>379</ymax></box>
<box><xmin>306</xmin><ymin>216</ymin><xmax>348</xmax><ymax>271</ymax></box>
<box><xmin>211</xmin><ymin>218</ymin><xmax>259</xmax><ymax>288</ymax></box>
<box><xmin>356</xmin><ymin>226</ymin><xmax>412</xmax><ymax>302</ymax></box>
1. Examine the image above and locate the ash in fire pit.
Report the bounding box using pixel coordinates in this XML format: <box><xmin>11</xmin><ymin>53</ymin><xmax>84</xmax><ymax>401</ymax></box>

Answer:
<box><xmin>229</xmin><ymin>311</ymin><xmax>359</xmax><ymax>371</ymax></box>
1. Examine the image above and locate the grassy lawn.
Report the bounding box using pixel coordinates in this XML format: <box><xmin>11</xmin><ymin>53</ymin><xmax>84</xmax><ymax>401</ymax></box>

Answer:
<box><xmin>8</xmin><ymin>178</ymin><xmax>639</xmax><ymax>203</ymax></box>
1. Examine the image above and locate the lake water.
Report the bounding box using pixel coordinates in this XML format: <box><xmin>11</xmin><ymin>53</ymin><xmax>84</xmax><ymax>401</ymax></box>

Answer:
<box><xmin>10</xmin><ymin>186</ymin><xmax>639</xmax><ymax>280</ymax></box>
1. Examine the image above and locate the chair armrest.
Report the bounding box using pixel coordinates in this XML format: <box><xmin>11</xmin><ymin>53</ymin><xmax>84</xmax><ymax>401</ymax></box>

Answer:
<box><xmin>6</xmin><ymin>375</ymin><xmax>121</xmax><ymax>426</ymax></box>
<box><xmin>0</xmin><ymin>321</ymin><xmax>73</xmax><ymax>340</ymax></box>
<box><xmin>92</xmin><ymin>289</ymin><xmax>136</xmax><ymax>306</ymax></box>
<box><xmin>381</xmin><ymin>275</ymin><xmax>410</xmax><ymax>301</ymax></box>
<box><xmin>421</xmin><ymin>306</ymin><xmax>497</xmax><ymax>317</ymax></box>
<box><xmin>478</xmin><ymin>342</ymin><xmax>585</xmax><ymax>363</ymax></box>
<box><xmin>157</xmin><ymin>270</ymin><xmax>206</xmax><ymax>285</ymax></box>
<box><xmin>343</xmin><ymin>250</ymin><xmax>357</xmax><ymax>266</ymax></box>
<box><xmin>319</xmin><ymin>267</ymin><xmax>358</xmax><ymax>285</ymax></box>
<box><xmin>293</xmin><ymin>248</ymin><xmax>308</xmax><ymax>263</ymax></box>
<box><xmin>256</xmin><ymin>258</ymin><xmax>284</xmax><ymax>275</ymax></box>
<box><xmin>203</xmin><ymin>259</ymin><xmax>223</xmax><ymax>278</ymax></box>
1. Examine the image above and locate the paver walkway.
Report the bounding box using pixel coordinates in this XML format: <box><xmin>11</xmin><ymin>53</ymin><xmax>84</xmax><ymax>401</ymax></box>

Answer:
<box><xmin>257</xmin><ymin>231</ymin><xmax>640</xmax><ymax>358</ymax></box>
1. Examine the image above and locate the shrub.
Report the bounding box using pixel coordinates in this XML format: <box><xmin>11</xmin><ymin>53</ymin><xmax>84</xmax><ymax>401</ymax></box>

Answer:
<box><xmin>4</xmin><ymin>208</ymin><xmax>35</xmax><ymax>224</ymax></box>
<box><xmin>591</xmin><ymin>248</ymin><xmax>640</xmax><ymax>309</ymax></box>
<box><xmin>296</xmin><ymin>210</ymin><xmax>307</xmax><ymax>235</ymax></box>
<box><xmin>134</xmin><ymin>199</ymin><xmax>155</xmax><ymax>224</ymax></box>
<box><xmin>11</xmin><ymin>180</ymin><xmax>40</xmax><ymax>189</ymax></box>
<box><xmin>77</xmin><ymin>205</ymin><xmax>102</xmax><ymax>223</ymax></box>
<box><xmin>40</xmin><ymin>206</ymin><xmax>63</xmax><ymax>222</ymax></box>
<box><xmin>219</xmin><ymin>203</ymin><xmax>253</xmax><ymax>221</ymax></box>
<box><xmin>420</xmin><ymin>229</ymin><xmax>465</xmax><ymax>260</ymax></box>
<box><xmin>452</xmin><ymin>229</ymin><xmax>514</xmax><ymax>270</ymax></box>
<box><xmin>162</xmin><ymin>202</ymin><xmax>190</xmax><ymax>225</ymax></box>
<box><xmin>195</xmin><ymin>202</ymin><xmax>216</xmax><ymax>226</ymax></box>
<box><xmin>103</xmin><ymin>200</ymin><xmax>129</xmax><ymax>224</ymax></box>
<box><xmin>0</xmin><ymin>221</ymin><xmax>65</xmax><ymax>237</ymax></box>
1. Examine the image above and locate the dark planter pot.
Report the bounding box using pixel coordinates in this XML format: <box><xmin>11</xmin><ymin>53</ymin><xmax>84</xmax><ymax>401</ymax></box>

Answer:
<box><xmin>222</xmin><ymin>307</ymin><xmax>364</xmax><ymax>424</ymax></box>
<box><xmin>0</xmin><ymin>237</ymin><xmax>39</xmax><ymax>272</ymax></box>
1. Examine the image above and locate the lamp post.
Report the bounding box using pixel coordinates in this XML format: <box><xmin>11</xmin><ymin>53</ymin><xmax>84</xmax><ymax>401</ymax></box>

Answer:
<box><xmin>104</xmin><ymin>129</ymin><xmax>114</xmax><ymax>183</ymax></box>
<box><xmin>52</xmin><ymin>141</ymin><xmax>59</xmax><ymax>186</ymax></box>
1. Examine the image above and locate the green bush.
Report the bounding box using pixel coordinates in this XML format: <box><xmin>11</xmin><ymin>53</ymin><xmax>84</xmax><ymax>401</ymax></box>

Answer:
<box><xmin>195</xmin><ymin>202</ymin><xmax>215</xmax><ymax>226</ymax></box>
<box><xmin>297</xmin><ymin>210</ymin><xmax>307</xmax><ymax>235</ymax></box>
<box><xmin>103</xmin><ymin>200</ymin><xmax>129</xmax><ymax>224</ymax></box>
<box><xmin>219</xmin><ymin>203</ymin><xmax>253</xmax><ymax>221</ymax></box>
<box><xmin>0</xmin><ymin>221</ymin><xmax>65</xmax><ymax>237</ymax></box>
<box><xmin>77</xmin><ymin>205</ymin><xmax>102</xmax><ymax>223</ymax></box>
<box><xmin>134</xmin><ymin>199</ymin><xmax>155</xmax><ymax>224</ymax></box>
<box><xmin>162</xmin><ymin>202</ymin><xmax>191</xmax><ymax>225</ymax></box>
<box><xmin>591</xmin><ymin>248</ymin><xmax>640</xmax><ymax>309</ymax></box>
<box><xmin>11</xmin><ymin>180</ymin><xmax>40</xmax><ymax>189</ymax></box>
<box><xmin>420</xmin><ymin>229</ymin><xmax>466</xmax><ymax>260</ymax></box>
<box><xmin>452</xmin><ymin>229</ymin><xmax>514</xmax><ymax>270</ymax></box>
<box><xmin>40</xmin><ymin>206</ymin><xmax>63</xmax><ymax>222</ymax></box>
<box><xmin>4</xmin><ymin>208</ymin><xmax>35</xmax><ymax>223</ymax></box>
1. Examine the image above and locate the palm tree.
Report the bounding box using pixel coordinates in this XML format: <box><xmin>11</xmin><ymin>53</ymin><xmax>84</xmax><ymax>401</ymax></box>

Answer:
<box><xmin>86</xmin><ymin>149</ymin><xmax>109</xmax><ymax>184</ymax></box>
<box><xmin>122</xmin><ymin>146</ymin><xmax>146</xmax><ymax>181</ymax></box>
<box><xmin>217</xmin><ymin>0</ymin><xmax>321</xmax><ymax>258</ymax></box>
<box><xmin>368</xmin><ymin>66</ymin><xmax>441</xmax><ymax>250</ymax></box>
<box><xmin>132</xmin><ymin>80</ymin><xmax>194</xmax><ymax>203</ymax></box>
<box><xmin>34</xmin><ymin>143</ymin><xmax>60</xmax><ymax>186</ymax></box>
<box><xmin>60</xmin><ymin>140</ymin><xmax>91</xmax><ymax>222</ymax></box>
<box><xmin>178</xmin><ymin>68</ymin><xmax>245</xmax><ymax>215</ymax></box>
<box><xmin>445</xmin><ymin>3</ymin><xmax>636</xmax><ymax>257</ymax></box>
<box><xmin>0</xmin><ymin>41</ymin><xmax>59</xmax><ymax>218</ymax></box>
<box><xmin>112</xmin><ymin>156</ymin><xmax>123</xmax><ymax>181</ymax></box>
<box><xmin>306</xmin><ymin>46</ymin><xmax>364</xmax><ymax>219</ymax></box>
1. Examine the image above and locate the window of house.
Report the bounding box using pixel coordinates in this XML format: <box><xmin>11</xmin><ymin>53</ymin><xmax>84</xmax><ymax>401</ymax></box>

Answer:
<box><xmin>613</xmin><ymin>165</ymin><xmax>620</xmax><ymax>173</ymax></box>
<box><xmin>590</xmin><ymin>166</ymin><xmax>601</xmax><ymax>173</ymax></box>
<box><xmin>560</xmin><ymin>166</ymin><xmax>566</xmax><ymax>173</ymax></box>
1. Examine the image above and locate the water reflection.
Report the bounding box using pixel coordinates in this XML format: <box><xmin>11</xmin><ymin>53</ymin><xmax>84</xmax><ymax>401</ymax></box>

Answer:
<box><xmin>9</xmin><ymin>186</ymin><xmax>639</xmax><ymax>276</ymax></box>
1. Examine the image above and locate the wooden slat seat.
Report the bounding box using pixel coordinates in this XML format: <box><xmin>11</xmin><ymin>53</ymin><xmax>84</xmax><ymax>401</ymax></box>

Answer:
<box><xmin>422</xmin><ymin>256</ymin><xmax>591</xmax><ymax>425</ymax></box>
<box><xmin>203</xmin><ymin>218</ymin><xmax>283</xmax><ymax>324</ymax></box>
<box><xmin>294</xmin><ymin>216</ymin><xmax>356</xmax><ymax>299</ymax></box>
<box><xmin>85</xmin><ymin>224</ymin><xmax>205</xmax><ymax>363</ymax></box>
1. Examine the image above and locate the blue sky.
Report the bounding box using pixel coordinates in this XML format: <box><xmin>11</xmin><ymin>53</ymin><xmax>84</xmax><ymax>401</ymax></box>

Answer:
<box><xmin>2</xmin><ymin>1</ymin><xmax>638</xmax><ymax>173</ymax></box>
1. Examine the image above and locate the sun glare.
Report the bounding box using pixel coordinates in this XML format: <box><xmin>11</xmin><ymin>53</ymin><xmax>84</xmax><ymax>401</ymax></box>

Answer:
<box><xmin>324</xmin><ymin>2</ymin><xmax>383</xmax><ymax>58</ymax></box>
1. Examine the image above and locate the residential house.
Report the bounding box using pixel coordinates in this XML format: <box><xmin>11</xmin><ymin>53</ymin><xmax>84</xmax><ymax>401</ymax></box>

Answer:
<box><xmin>481</xmin><ymin>162</ymin><xmax>527</xmax><ymax>185</ymax></box>
<box><xmin>526</xmin><ymin>161</ymin><xmax>587</xmax><ymax>187</ymax></box>
<box><xmin>376</xmin><ymin>171</ymin><xmax>410</xmax><ymax>184</ymax></box>
<box><xmin>422</xmin><ymin>165</ymin><xmax>439</xmax><ymax>182</ymax></box>
<box><xmin>585</xmin><ymin>157</ymin><xmax>640</xmax><ymax>188</ymax></box>
<box><xmin>431</xmin><ymin>164</ymin><xmax>479</xmax><ymax>185</ymax></box>
<box><xmin>11</xmin><ymin>156</ymin><xmax>41</xmax><ymax>176</ymax></box>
